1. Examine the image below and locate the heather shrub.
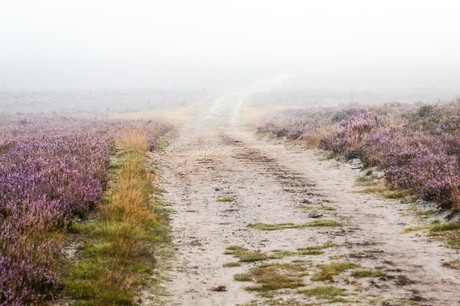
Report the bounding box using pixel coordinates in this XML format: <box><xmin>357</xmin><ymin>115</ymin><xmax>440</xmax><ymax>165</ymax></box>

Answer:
<box><xmin>259</xmin><ymin>100</ymin><xmax>460</xmax><ymax>208</ymax></box>
<box><xmin>0</xmin><ymin>118</ymin><xmax>171</xmax><ymax>305</ymax></box>
<box><xmin>383</xmin><ymin>135</ymin><xmax>460</xmax><ymax>205</ymax></box>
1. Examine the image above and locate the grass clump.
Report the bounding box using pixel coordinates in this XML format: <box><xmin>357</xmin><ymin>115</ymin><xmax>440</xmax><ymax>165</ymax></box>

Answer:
<box><xmin>248</xmin><ymin>223</ymin><xmax>300</xmax><ymax>230</ymax></box>
<box><xmin>306</xmin><ymin>220</ymin><xmax>342</xmax><ymax>227</ymax></box>
<box><xmin>217</xmin><ymin>197</ymin><xmax>235</xmax><ymax>202</ymax></box>
<box><xmin>403</xmin><ymin>224</ymin><xmax>432</xmax><ymax>233</ymax></box>
<box><xmin>248</xmin><ymin>220</ymin><xmax>341</xmax><ymax>231</ymax></box>
<box><xmin>236</xmin><ymin>263</ymin><xmax>308</xmax><ymax>295</ymax></box>
<box><xmin>356</xmin><ymin>176</ymin><xmax>373</xmax><ymax>183</ymax></box>
<box><xmin>108</xmin><ymin>160</ymin><xmax>123</xmax><ymax>170</ymax></box>
<box><xmin>271</xmin><ymin>250</ymin><xmax>295</xmax><ymax>259</ymax></box>
<box><xmin>299</xmin><ymin>285</ymin><xmax>348</xmax><ymax>302</ymax></box>
<box><xmin>224</xmin><ymin>246</ymin><xmax>268</xmax><ymax>262</ymax></box>
<box><xmin>354</xmin><ymin>181</ymin><xmax>407</xmax><ymax>199</ymax></box>
<box><xmin>416</xmin><ymin>209</ymin><xmax>437</xmax><ymax>219</ymax></box>
<box><xmin>234</xmin><ymin>273</ymin><xmax>252</xmax><ymax>281</ymax></box>
<box><xmin>428</xmin><ymin>222</ymin><xmax>460</xmax><ymax>249</ymax></box>
<box><xmin>297</xmin><ymin>243</ymin><xmax>339</xmax><ymax>255</ymax></box>
<box><xmin>65</xmin><ymin>128</ymin><xmax>170</xmax><ymax>305</ymax></box>
<box><xmin>382</xmin><ymin>190</ymin><xmax>406</xmax><ymax>199</ymax></box>
<box><xmin>223</xmin><ymin>262</ymin><xmax>241</xmax><ymax>268</ymax></box>
<box><xmin>351</xmin><ymin>269</ymin><xmax>386</xmax><ymax>278</ymax></box>
<box><xmin>429</xmin><ymin>222</ymin><xmax>460</xmax><ymax>235</ymax></box>
<box><xmin>311</xmin><ymin>262</ymin><xmax>359</xmax><ymax>282</ymax></box>
<box><xmin>298</xmin><ymin>204</ymin><xmax>335</xmax><ymax>211</ymax></box>
<box><xmin>447</xmin><ymin>231</ymin><xmax>460</xmax><ymax>249</ymax></box>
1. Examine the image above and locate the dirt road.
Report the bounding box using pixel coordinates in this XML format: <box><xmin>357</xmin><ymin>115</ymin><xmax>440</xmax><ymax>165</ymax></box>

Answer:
<box><xmin>155</xmin><ymin>82</ymin><xmax>460</xmax><ymax>305</ymax></box>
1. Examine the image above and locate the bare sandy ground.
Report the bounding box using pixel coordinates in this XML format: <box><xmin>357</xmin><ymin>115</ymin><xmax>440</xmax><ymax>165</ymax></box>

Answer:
<box><xmin>154</xmin><ymin>81</ymin><xmax>460</xmax><ymax>306</ymax></box>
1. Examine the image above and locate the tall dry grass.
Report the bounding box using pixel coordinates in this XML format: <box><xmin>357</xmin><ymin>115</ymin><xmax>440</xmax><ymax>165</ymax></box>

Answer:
<box><xmin>66</xmin><ymin>128</ymin><xmax>165</xmax><ymax>305</ymax></box>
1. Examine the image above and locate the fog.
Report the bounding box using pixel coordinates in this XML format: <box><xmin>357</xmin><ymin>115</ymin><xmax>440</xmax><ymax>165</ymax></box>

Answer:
<box><xmin>1</xmin><ymin>0</ymin><xmax>460</xmax><ymax>114</ymax></box>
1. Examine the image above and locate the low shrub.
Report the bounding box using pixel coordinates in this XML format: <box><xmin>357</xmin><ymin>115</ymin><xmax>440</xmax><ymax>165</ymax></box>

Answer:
<box><xmin>258</xmin><ymin>100</ymin><xmax>460</xmax><ymax>208</ymax></box>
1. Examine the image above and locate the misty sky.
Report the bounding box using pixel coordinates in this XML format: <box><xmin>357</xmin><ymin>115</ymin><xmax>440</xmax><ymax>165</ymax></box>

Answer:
<box><xmin>1</xmin><ymin>0</ymin><xmax>460</xmax><ymax>90</ymax></box>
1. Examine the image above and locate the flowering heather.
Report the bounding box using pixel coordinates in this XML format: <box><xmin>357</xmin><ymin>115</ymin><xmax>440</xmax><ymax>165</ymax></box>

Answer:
<box><xmin>259</xmin><ymin>100</ymin><xmax>460</xmax><ymax>208</ymax></box>
<box><xmin>0</xmin><ymin>118</ymin><xmax>171</xmax><ymax>305</ymax></box>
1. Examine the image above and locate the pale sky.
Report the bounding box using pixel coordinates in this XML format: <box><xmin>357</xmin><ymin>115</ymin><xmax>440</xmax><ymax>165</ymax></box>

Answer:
<box><xmin>1</xmin><ymin>0</ymin><xmax>459</xmax><ymax>89</ymax></box>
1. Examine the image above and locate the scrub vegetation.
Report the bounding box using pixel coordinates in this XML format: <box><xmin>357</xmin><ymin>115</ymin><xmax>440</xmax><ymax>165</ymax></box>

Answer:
<box><xmin>0</xmin><ymin>119</ymin><xmax>171</xmax><ymax>305</ymax></box>
<box><xmin>259</xmin><ymin>100</ymin><xmax>460</xmax><ymax>210</ymax></box>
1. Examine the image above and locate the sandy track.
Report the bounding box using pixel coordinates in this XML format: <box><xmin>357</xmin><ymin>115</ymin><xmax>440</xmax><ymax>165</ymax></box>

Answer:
<box><xmin>156</xmin><ymin>85</ymin><xmax>460</xmax><ymax>306</ymax></box>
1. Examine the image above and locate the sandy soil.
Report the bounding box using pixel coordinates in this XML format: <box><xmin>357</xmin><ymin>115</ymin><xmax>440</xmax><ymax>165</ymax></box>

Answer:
<box><xmin>155</xmin><ymin>82</ymin><xmax>460</xmax><ymax>306</ymax></box>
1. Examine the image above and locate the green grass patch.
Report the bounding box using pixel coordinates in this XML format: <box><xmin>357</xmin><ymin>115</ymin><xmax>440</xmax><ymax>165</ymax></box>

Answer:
<box><xmin>297</xmin><ymin>243</ymin><xmax>339</xmax><ymax>256</ymax></box>
<box><xmin>354</xmin><ymin>187</ymin><xmax>377</xmax><ymax>194</ymax></box>
<box><xmin>311</xmin><ymin>262</ymin><xmax>359</xmax><ymax>282</ymax></box>
<box><xmin>429</xmin><ymin>222</ymin><xmax>460</xmax><ymax>248</ymax></box>
<box><xmin>248</xmin><ymin>223</ymin><xmax>300</xmax><ymax>230</ymax></box>
<box><xmin>64</xmin><ymin>131</ymin><xmax>171</xmax><ymax>305</ymax></box>
<box><xmin>236</xmin><ymin>263</ymin><xmax>308</xmax><ymax>295</ymax></box>
<box><xmin>234</xmin><ymin>273</ymin><xmax>252</xmax><ymax>282</ymax></box>
<box><xmin>447</xmin><ymin>231</ymin><xmax>460</xmax><ymax>249</ymax></box>
<box><xmin>298</xmin><ymin>204</ymin><xmax>335</xmax><ymax>211</ymax></box>
<box><xmin>429</xmin><ymin>222</ymin><xmax>460</xmax><ymax>235</ymax></box>
<box><xmin>108</xmin><ymin>161</ymin><xmax>123</xmax><ymax>170</ymax></box>
<box><xmin>355</xmin><ymin>176</ymin><xmax>376</xmax><ymax>187</ymax></box>
<box><xmin>354</xmin><ymin>181</ymin><xmax>408</xmax><ymax>200</ymax></box>
<box><xmin>415</xmin><ymin>209</ymin><xmax>437</xmax><ymax>219</ymax></box>
<box><xmin>403</xmin><ymin>224</ymin><xmax>432</xmax><ymax>233</ymax></box>
<box><xmin>216</xmin><ymin>197</ymin><xmax>235</xmax><ymax>202</ymax></box>
<box><xmin>299</xmin><ymin>285</ymin><xmax>348</xmax><ymax>302</ymax></box>
<box><xmin>351</xmin><ymin>269</ymin><xmax>386</xmax><ymax>278</ymax></box>
<box><xmin>224</xmin><ymin>246</ymin><xmax>268</xmax><ymax>262</ymax></box>
<box><xmin>248</xmin><ymin>220</ymin><xmax>341</xmax><ymax>231</ymax></box>
<box><xmin>356</xmin><ymin>176</ymin><xmax>372</xmax><ymax>183</ymax></box>
<box><xmin>382</xmin><ymin>190</ymin><xmax>406</xmax><ymax>199</ymax></box>
<box><xmin>298</xmin><ymin>248</ymin><xmax>324</xmax><ymax>255</ymax></box>
<box><xmin>271</xmin><ymin>250</ymin><xmax>296</xmax><ymax>259</ymax></box>
<box><xmin>306</xmin><ymin>220</ymin><xmax>342</xmax><ymax>227</ymax></box>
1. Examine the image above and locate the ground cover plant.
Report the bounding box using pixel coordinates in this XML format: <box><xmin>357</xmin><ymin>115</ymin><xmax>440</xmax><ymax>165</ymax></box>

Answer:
<box><xmin>258</xmin><ymin>100</ymin><xmax>460</xmax><ymax>209</ymax></box>
<box><xmin>234</xmin><ymin>263</ymin><xmax>308</xmax><ymax>295</ymax></box>
<box><xmin>311</xmin><ymin>262</ymin><xmax>359</xmax><ymax>282</ymax></box>
<box><xmin>65</xmin><ymin>127</ymin><xmax>171</xmax><ymax>305</ymax></box>
<box><xmin>0</xmin><ymin>118</ymin><xmax>171</xmax><ymax>305</ymax></box>
<box><xmin>299</xmin><ymin>285</ymin><xmax>348</xmax><ymax>303</ymax></box>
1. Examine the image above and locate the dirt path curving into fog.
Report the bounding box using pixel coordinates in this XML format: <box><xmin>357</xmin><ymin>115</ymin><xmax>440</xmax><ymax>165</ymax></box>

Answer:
<box><xmin>153</xmin><ymin>80</ymin><xmax>460</xmax><ymax>306</ymax></box>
